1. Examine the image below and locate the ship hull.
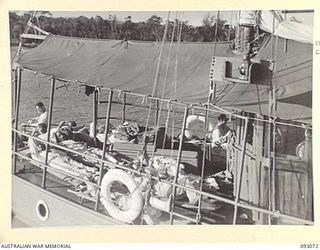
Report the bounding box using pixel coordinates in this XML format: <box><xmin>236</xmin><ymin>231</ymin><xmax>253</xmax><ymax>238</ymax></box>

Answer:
<box><xmin>12</xmin><ymin>175</ymin><xmax>123</xmax><ymax>227</ymax></box>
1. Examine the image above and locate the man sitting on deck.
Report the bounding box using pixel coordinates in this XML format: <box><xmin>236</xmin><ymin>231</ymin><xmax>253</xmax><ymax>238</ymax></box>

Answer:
<box><xmin>211</xmin><ymin>114</ymin><xmax>232</xmax><ymax>150</ymax></box>
<box><xmin>18</xmin><ymin>102</ymin><xmax>48</xmax><ymax>145</ymax></box>
<box><xmin>27</xmin><ymin>102</ymin><xmax>48</xmax><ymax>127</ymax></box>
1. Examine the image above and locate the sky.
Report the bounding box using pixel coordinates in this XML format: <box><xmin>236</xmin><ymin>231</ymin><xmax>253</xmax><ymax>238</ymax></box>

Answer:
<box><xmin>14</xmin><ymin>10</ymin><xmax>314</xmax><ymax>27</ymax></box>
<box><xmin>49</xmin><ymin>11</ymin><xmax>236</xmax><ymax>26</ymax></box>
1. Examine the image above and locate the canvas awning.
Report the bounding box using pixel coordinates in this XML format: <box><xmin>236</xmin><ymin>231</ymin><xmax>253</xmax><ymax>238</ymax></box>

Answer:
<box><xmin>16</xmin><ymin>34</ymin><xmax>312</xmax><ymax>123</ymax></box>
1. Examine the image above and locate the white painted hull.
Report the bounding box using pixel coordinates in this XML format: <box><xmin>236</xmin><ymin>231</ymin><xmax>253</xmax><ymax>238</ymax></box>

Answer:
<box><xmin>12</xmin><ymin>175</ymin><xmax>123</xmax><ymax>227</ymax></box>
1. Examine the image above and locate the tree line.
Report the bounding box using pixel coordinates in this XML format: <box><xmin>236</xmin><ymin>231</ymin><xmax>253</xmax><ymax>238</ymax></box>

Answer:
<box><xmin>9</xmin><ymin>12</ymin><xmax>235</xmax><ymax>43</ymax></box>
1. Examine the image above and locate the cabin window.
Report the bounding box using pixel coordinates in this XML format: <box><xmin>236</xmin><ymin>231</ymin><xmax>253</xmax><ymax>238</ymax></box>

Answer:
<box><xmin>225</xmin><ymin>61</ymin><xmax>233</xmax><ymax>78</ymax></box>
<box><xmin>36</xmin><ymin>200</ymin><xmax>50</xmax><ymax>221</ymax></box>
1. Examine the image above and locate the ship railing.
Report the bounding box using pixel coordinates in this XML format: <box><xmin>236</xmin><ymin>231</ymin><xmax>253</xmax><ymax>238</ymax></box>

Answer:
<box><xmin>11</xmin><ymin>129</ymin><xmax>313</xmax><ymax>225</ymax></box>
<box><xmin>12</xmin><ymin>66</ymin><xmax>313</xmax><ymax>225</ymax></box>
<box><xmin>11</xmin><ymin>116</ymin><xmax>313</xmax><ymax>226</ymax></box>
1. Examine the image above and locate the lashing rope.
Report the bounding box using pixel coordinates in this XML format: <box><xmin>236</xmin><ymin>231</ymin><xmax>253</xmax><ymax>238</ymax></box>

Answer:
<box><xmin>152</xmin><ymin>12</ymin><xmax>178</xmax><ymax>158</ymax></box>
<box><xmin>142</xmin><ymin>11</ymin><xmax>171</xmax><ymax>150</ymax></box>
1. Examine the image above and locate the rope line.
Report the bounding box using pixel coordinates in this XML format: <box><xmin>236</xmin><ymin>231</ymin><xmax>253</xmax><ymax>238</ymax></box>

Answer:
<box><xmin>142</xmin><ymin>11</ymin><xmax>171</xmax><ymax>144</ymax></box>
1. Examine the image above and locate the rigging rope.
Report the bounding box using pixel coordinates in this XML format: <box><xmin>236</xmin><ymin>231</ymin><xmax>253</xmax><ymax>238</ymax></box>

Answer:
<box><xmin>162</xmin><ymin>13</ymin><xmax>184</xmax><ymax>153</ymax></box>
<box><xmin>152</xmin><ymin>12</ymin><xmax>178</xmax><ymax>158</ymax></box>
<box><xmin>142</xmin><ymin>11</ymin><xmax>171</xmax><ymax>149</ymax></box>
<box><xmin>171</xmin><ymin>13</ymin><xmax>183</xmax><ymax>152</ymax></box>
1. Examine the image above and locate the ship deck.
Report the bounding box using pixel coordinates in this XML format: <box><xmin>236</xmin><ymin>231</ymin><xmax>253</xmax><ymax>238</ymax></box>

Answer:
<box><xmin>12</xmin><ymin>152</ymin><xmax>252</xmax><ymax>226</ymax></box>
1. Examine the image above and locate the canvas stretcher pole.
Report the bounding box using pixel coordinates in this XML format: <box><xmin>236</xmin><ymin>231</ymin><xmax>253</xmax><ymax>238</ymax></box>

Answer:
<box><xmin>122</xmin><ymin>92</ymin><xmax>126</xmax><ymax>123</ymax></box>
<box><xmin>42</xmin><ymin>77</ymin><xmax>56</xmax><ymax>188</ymax></box>
<box><xmin>232</xmin><ymin>117</ymin><xmax>249</xmax><ymax>224</ymax></box>
<box><xmin>13</xmin><ymin>66</ymin><xmax>22</xmax><ymax>174</ymax></box>
<box><xmin>95</xmin><ymin>89</ymin><xmax>113</xmax><ymax>211</ymax></box>
<box><xmin>268</xmin><ymin>12</ymin><xmax>276</xmax><ymax>224</ymax></box>
<box><xmin>196</xmin><ymin>105</ymin><xmax>209</xmax><ymax>224</ymax></box>
<box><xmin>92</xmin><ymin>89</ymin><xmax>97</xmax><ymax>139</ymax></box>
<box><xmin>169</xmin><ymin>105</ymin><xmax>188</xmax><ymax>224</ymax></box>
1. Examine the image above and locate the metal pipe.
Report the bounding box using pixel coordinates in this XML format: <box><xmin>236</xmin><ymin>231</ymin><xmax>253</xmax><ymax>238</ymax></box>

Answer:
<box><xmin>95</xmin><ymin>89</ymin><xmax>113</xmax><ymax>211</ymax></box>
<box><xmin>92</xmin><ymin>89</ymin><xmax>97</xmax><ymax>139</ymax></box>
<box><xmin>122</xmin><ymin>92</ymin><xmax>126</xmax><ymax>123</ymax></box>
<box><xmin>196</xmin><ymin>105</ymin><xmax>209</xmax><ymax>224</ymax></box>
<box><xmin>155</xmin><ymin>99</ymin><xmax>160</xmax><ymax>125</ymax></box>
<box><xmin>268</xmin><ymin>12</ymin><xmax>276</xmax><ymax>224</ymax></box>
<box><xmin>13</xmin><ymin>67</ymin><xmax>22</xmax><ymax>174</ymax></box>
<box><xmin>169</xmin><ymin>106</ymin><xmax>189</xmax><ymax>224</ymax></box>
<box><xmin>232</xmin><ymin>117</ymin><xmax>249</xmax><ymax>224</ymax></box>
<box><xmin>271</xmin><ymin>118</ymin><xmax>277</xmax><ymax>223</ymax></box>
<box><xmin>281</xmin><ymin>10</ymin><xmax>314</xmax><ymax>13</ymax></box>
<box><xmin>13</xmin><ymin>67</ymin><xmax>18</xmax><ymax>111</ymax></box>
<box><xmin>42</xmin><ymin>78</ymin><xmax>56</xmax><ymax>188</ymax></box>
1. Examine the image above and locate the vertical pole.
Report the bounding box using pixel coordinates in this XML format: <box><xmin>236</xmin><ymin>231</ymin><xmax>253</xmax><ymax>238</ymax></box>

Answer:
<box><xmin>13</xmin><ymin>67</ymin><xmax>18</xmax><ymax>111</ymax></box>
<box><xmin>92</xmin><ymin>89</ymin><xmax>97</xmax><ymax>139</ymax></box>
<box><xmin>13</xmin><ymin>67</ymin><xmax>22</xmax><ymax>174</ymax></box>
<box><xmin>272</xmin><ymin>118</ymin><xmax>277</xmax><ymax>223</ymax></box>
<box><xmin>268</xmin><ymin>97</ymin><xmax>273</xmax><ymax>225</ymax></box>
<box><xmin>283</xmin><ymin>11</ymin><xmax>288</xmax><ymax>52</ymax></box>
<box><xmin>268</xmin><ymin>12</ymin><xmax>276</xmax><ymax>224</ymax></box>
<box><xmin>122</xmin><ymin>92</ymin><xmax>126</xmax><ymax>123</ymax></box>
<box><xmin>196</xmin><ymin>105</ymin><xmax>209</xmax><ymax>224</ymax></box>
<box><xmin>155</xmin><ymin>99</ymin><xmax>160</xmax><ymax>125</ymax></box>
<box><xmin>305</xmin><ymin>126</ymin><xmax>313</xmax><ymax>220</ymax></box>
<box><xmin>232</xmin><ymin>117</ymin><xmax>248</xmax><ymax>224</ymax></box>
<box><xmin>42</xmin><ymin>78</ymin><xmax>56</xmax><ymax>188</ymax></box>
<box><xmin>95</xmin><ymin>89</ymin><xmax>113</xmax><ymax>211</ymax></box>
<box><xmin>169</xmin><ymin>105</ymin><xmax>188</xmax><ymax>224</ymax></box>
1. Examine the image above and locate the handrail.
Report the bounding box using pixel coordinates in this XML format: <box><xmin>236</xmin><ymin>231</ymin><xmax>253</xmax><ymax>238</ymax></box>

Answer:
<box><xmin>17</xmin><ymin>67</ymin><xmax>313</xmax><ymax>130</ymax></box>
<box><xmin>12</xmin><ymin>127</ymin><xmax>314</xmax><ymax>225</ymax></box>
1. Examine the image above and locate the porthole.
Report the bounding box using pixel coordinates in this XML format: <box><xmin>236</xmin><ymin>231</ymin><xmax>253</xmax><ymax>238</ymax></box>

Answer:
<box><xmin>36</xmin><ymin>200</ymin><xmax>49</xmax><ymax>221</ymax></box>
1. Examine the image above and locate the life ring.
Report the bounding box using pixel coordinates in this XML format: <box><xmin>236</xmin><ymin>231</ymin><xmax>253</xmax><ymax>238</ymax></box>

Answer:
<box><xmin>184</xmin><ymin>115</ymin><xmax>213</xmax><ymax>139</ymax></box>
<box><xmin>100</xmin><ymin>169</ymin><xmax>143</xmax><ymax>223</ymax></box>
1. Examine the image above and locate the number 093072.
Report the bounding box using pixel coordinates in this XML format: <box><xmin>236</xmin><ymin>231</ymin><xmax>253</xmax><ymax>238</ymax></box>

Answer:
<box><xmin>300</xmin><ymin>244</ymin><xmax>319</xmax><ymax>248</ymax></box>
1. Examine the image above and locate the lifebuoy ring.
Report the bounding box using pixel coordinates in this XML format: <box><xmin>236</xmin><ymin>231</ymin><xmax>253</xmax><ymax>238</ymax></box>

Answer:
<box><xmin>184</xmin><ymin>115</ymin><xmax>213</xmax><ymax>139</ymax></box>
<box><xmin>100</xmin><ymin>169</ymin><xmax>143</xmax><ymax>223</ymax></box>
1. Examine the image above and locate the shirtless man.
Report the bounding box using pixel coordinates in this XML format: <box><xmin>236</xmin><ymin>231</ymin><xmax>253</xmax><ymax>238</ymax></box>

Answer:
<box><xmin>55</xmin><ymin>121</ymin><xmax>103</xmax><ymax>149</ymax></box>
<box><xmin>211</xmin><ymin>114</ymin><xmax>232</xmax><ymax>149</ymax></box>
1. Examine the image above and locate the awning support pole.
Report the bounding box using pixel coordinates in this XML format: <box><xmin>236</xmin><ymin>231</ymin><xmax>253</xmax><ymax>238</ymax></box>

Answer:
<box><xmin>42</xmin><ymin>77</ymin><xmax>56</xmax><ymax>188</ymax></box>
<box><xmin>170</xmin><ymin>105</ymin><xmax>188</xmax><ymax>224</ymax></box>
<box><xmin>155</xmin><ymin>99</ymin><xmax>160</xmax><ymax>125</ymax></box>
<box><xmin>95</xmin><ymin>89</ymin><xmax>113</xmax><ymax>211</ymax></box>
<box><xmin>232</xmin><ymin>117</ymin><xmax>249</xmax><ymax>224</ymax></box>
<box><xmin>196</xmin><ymin>105</ymin><xmax>209</xmax><ymax>224</ymax></box>
<box><xmin>305</xmin><ymin>126</ymin><xmax>313</xmax><ymax>219</ymax></box>
<box><xmin>92</xmin><ymin>89</ymin><xmax>97</xmax><ymax>139</ymax></box>
<box><xmin>122</xmin><ymin>92</ymin><xmax>126</xmax><ymax>123</ymax></box>
<box><xmin>13</xmin><ymin>66</ymin><xmax>22</xmax><ymax>174</ymax></box>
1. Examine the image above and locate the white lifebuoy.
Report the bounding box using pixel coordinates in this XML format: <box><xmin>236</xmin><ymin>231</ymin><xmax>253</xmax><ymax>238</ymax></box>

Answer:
<box><xmin>184</xmin><ymin>115</ymin><xmax>213</xmax><ymax>139</ymax></box>
<box><xmin>100</xmin><ymin>169</ymin><xmax>143</xmax><ymax>223</ymax></box>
